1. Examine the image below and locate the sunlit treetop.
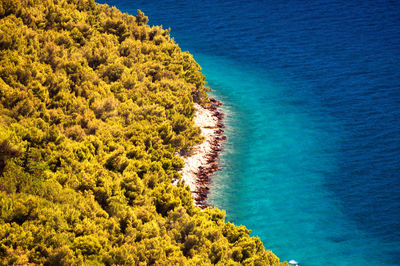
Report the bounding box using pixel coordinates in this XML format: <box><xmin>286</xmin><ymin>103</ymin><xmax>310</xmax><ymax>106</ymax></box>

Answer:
<box><xmin>0</xmin><ymin>0</ymin><xmax>283</xmax><ymax>264</ymax></box>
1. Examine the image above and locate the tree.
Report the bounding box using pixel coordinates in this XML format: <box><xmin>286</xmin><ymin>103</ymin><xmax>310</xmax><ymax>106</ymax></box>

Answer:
<box><xmin>135</xmin><ymin>9</ymin><xmax>148</xmax><ymax>26</ymax></box>
<box><xmin>0</xmin><ymin>140</ymin><xmax>20</xmax><ymax>175</ymax></box>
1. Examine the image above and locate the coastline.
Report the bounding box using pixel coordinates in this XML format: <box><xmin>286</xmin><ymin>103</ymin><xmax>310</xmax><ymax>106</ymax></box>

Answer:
<box><xmin>179</xmin><ymin>98</ymin><xmax>226</xmax><ymax>208</ymax></box>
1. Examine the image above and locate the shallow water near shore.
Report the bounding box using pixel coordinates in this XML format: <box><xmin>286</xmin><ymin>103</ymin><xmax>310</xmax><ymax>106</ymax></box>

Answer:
<box><xmin>100</xmin><ymin>1</ymin><xmax>400</xmax><ymax>264</ymax></box>
<box><xmin>198</xmin><ymin>54</ymin><xmax>386</xmax><ymax>265</ymax></box>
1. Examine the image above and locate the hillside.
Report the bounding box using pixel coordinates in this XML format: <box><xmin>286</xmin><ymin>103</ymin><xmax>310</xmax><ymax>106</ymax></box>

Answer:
<box><xmin>0</xmin><ymin>0</ymin><xmax>281</xmax><ymax>264</ymax></box>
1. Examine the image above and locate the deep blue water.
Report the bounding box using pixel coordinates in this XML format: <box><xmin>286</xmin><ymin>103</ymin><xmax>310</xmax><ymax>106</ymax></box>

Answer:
<box><xmin>100</xmin><ymin>1</ymin><xmax>400</xmax><ymax>264</ymax></box>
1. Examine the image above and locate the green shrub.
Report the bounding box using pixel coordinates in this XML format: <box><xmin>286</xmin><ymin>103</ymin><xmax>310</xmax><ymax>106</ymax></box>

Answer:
<box><xmin>0</xmin><ymin>0</ymin><xmax>281</xmax><ymax>264</ymax></box>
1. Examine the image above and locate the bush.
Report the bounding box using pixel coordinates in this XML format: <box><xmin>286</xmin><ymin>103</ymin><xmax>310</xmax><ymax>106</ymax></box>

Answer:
<box><xmin>0</xmin><ymin>1</ymin><xmax>282</xmax><ymax>265</ymax></box>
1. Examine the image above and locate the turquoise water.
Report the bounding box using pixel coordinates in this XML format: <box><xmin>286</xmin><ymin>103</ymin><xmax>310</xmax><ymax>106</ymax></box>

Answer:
<box><xmin>198</xmin><ymin>54</ymin><xmax>382</xmax><ymax>265</ymax></box>
<box><xmin>100</xmin><ymin>1</ymin><xmax>400</xmax><ymax>264</ymax></box>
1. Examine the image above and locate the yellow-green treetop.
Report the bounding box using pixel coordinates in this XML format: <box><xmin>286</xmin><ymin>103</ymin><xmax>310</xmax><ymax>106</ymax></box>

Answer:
<box><xmin>0</xmin><ymin>0</ymin><xmax>283</xmax><ymax>264</ymax></box>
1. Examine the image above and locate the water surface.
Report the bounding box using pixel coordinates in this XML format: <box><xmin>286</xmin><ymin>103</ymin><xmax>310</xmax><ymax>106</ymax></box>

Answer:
<box><xmin>100</xmin><ymin>1</ymin><xmax>400</xmax><ymax>264</ymax></box>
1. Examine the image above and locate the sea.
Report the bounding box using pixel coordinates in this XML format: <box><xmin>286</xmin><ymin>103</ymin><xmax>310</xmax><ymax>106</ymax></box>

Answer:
<box><xmin>99</xmin><ymin>1</ymin><xmax>400</xmax><ymax>265</ymax></box>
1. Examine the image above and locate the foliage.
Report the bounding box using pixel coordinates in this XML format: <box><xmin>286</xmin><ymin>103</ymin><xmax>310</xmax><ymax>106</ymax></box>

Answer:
<box><xmin>0</xmin><ymin>0</ymin><xmax>282</xmax><ymax>264</ymax></box>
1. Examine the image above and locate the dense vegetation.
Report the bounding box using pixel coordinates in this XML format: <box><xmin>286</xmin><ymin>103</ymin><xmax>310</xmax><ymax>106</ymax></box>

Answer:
<box><xmin>0</xmin><ymin>0</ymin><xmax>282</xmax><ymax>264</ymax></box>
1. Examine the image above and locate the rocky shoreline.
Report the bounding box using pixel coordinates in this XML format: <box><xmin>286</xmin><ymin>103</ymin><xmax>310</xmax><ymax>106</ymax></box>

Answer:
<box><xmin>178</xmin><ymin>98</ymin><xmax>226</xmax><ymax>208</ymax></box>
<box><xmin>193</xmin><ymin>98</ymin><xmax>226</xmax><ymax>208</ymax></box>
